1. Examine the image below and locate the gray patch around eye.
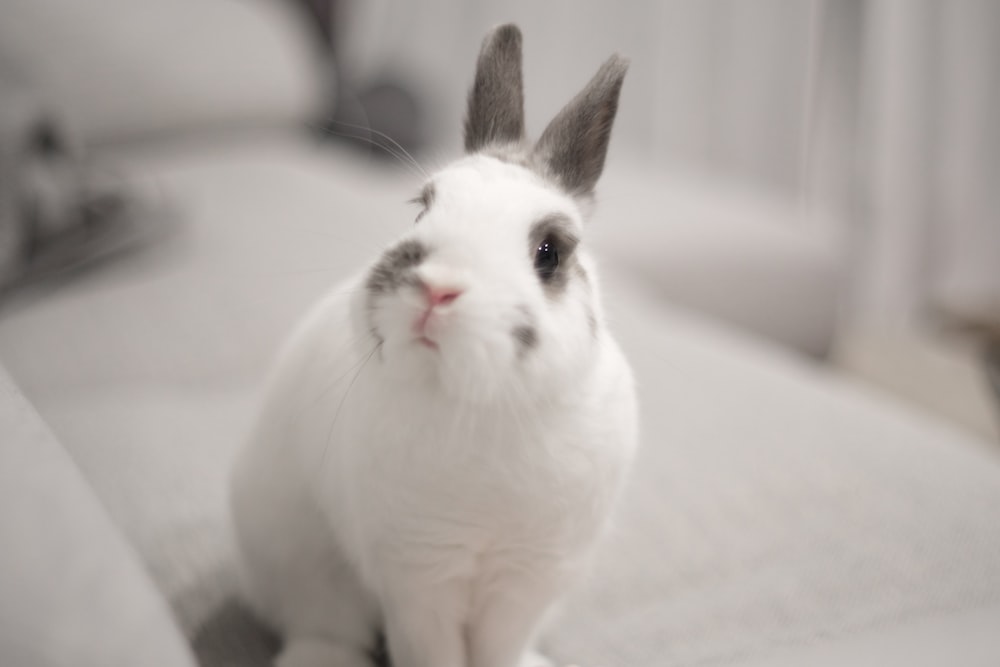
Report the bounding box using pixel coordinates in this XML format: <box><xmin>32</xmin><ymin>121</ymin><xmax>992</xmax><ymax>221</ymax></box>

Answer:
<box><xmin>531</xmin><ymin>55</ymin><xmax>628</xmax><ymax>197</ymax></box>
<box><xmin>540</xmin><ymin>259</ymin><xmax>572</xmax><ymax>299</ymax></box>
<box><xmin>529</xmin><ymin>214</ymin><xmax>580</xmax><ymax>300</ymax></box>
<box><xmin>366</xmin><ymin>239</ymin><xmax>427</xmax><ymax>295</ymax></box>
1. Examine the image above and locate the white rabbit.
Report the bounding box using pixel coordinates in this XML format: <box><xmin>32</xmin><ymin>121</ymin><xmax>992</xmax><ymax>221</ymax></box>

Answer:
<box><xmin>230</xmin><ymin>23</ymin><xmax>637</xmax><ymax>667</ymax></box>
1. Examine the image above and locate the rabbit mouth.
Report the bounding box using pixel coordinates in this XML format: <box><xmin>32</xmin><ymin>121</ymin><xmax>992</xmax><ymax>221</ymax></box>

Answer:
<box><xmin>408</xmin><ymin>282</ymin><xmax>463</xmax><ymax>351</ymax></box>
<box><xmin>415</xmin><ymin>335</ymin><xmax>439</xmax><ymax>350</ymax></box>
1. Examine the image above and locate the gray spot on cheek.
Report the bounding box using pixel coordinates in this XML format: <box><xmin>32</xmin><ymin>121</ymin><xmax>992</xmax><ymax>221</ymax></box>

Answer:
<box><xmin>512</xmin><ymin>304</ymin><xmax>539</xmax><ymax>356</ymax></box>
<box><xmin>513</xmin><ymin>324</ymin><xmax>538</xmax><ymax>351</ymax></box>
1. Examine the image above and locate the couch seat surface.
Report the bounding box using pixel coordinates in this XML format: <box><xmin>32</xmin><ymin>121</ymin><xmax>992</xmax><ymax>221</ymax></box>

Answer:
<box><xmin>1</xmin><ymin>135</ymin><xmax>999</xmax><ymax>666</ymax></box>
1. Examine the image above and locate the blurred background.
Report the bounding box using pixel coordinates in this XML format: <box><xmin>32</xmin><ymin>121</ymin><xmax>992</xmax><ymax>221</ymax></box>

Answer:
<box><xmin>3</xmin><ymin>2</ymin><xmax>1000</xmax><ymax>665</ymax></box>
<box><xmin>2</xmin><ymin>0</ymin><xmax>996</xmax><ymax>439</ymax></box>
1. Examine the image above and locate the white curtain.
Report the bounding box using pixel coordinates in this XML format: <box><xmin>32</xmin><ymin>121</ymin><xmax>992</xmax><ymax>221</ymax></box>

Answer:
<box><xmin>827</xmin><ymin>0</ymin><xmax>1000</xmax><ymax>328</ymax></box>
<box><xmin>342</xmin><ymin>0</ymin><xmax>1000</xmax><ymax>329</ymax></box>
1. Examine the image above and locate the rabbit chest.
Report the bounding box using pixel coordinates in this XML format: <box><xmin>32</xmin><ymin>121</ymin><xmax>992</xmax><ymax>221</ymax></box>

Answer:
<box><xmin>318</xmin><ymin>370</ymin><xmax>621</xmax><ymax>588</ymax></box>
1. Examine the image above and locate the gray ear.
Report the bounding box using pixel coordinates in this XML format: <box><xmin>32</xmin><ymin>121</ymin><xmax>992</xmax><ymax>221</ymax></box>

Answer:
<box><xmin>464</xmin><ymin>24</ymin><xmax>525</xmax><ymax>153</ymax></box>
<box><xmin>533</xmin><ymin>55</ymin><xmax>628</xmax><ymax>196</ymax></box>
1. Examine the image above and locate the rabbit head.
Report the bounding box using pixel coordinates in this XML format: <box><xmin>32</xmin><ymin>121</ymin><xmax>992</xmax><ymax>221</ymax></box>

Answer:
<box><xmin>360</xmin><ymin>24</ymin><xmax>628</xmax><ymax>404</ymax></box>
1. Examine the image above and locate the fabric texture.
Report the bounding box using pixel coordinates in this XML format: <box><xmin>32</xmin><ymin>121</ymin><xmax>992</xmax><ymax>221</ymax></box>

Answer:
<box><xmin>552</xmin><ymin>277</ymin><xmax>1000</xmax><ymax>665</ymax></box>
<box><xmin>1</xmin><ymin>137</ymin><xmax>999</xmax><ymax>666</ymax></box>
<box><xmin>0</xmin><ymin>366</ymin><xmax>197</xmax><ymax>667</ymax></box>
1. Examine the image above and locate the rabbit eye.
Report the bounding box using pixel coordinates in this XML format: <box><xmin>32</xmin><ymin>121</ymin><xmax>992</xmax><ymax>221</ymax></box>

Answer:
<box><xmin>534</xmin><ymin>238</ymin><xmax>559</xmax><ymax>281</ymax></box>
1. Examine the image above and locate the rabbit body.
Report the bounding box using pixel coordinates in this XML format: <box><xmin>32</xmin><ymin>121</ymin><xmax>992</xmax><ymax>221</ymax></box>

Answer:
<box><xmin>231</xmin><ymin>24</ymin><xmax>637</xmax><ymax>667</ymax></box>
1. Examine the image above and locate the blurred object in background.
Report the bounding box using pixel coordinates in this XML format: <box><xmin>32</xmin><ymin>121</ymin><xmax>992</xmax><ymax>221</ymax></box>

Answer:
<box><xmin>335</xmin><ymin>0</ymin><xmax>999</xmax><ymax>432</ymax></box>
<box><xmin>986</xmin><ymin>340</ymin><xmax>1000</xmax><ymax>428</ymax></box>
<box><xmin>293</xmin><ymin>0</ymin><xmax>429</xmax><ymax>160</ymax></box>
<box><xmin>2</xmin><ymin>0</ymin><xmax>996</xmax><ymax>428</ymax></box>
<box><xmin>0</xmin><ymin>0</ymin><xmax>332</xmax><ymax>309</ymax></box>
<box><xmin>0</xmin><ymin>0</ymin><xmax>328</xmax><ymax>147</ymax></box>
<box><xmin>0</xmin><ymin>66</ymin><xmax>158</xmax><ymax>306</ymax></box>
<box><xmin>833</xmin><ymin>327</ymin><xmax>999</xmax><ymax>444</ymax></box>
<box><xmin>336</xmin><ymin>0</ymin><xmax>999</xmax><ymax>333</ymax></box>
<box><xmin>833</xmin><ymin>1</ymin><xmax>999</xmax><ymax>329</ymax></box>
<box><xmin>4</xmin><ymin>0</ymin><xmax>994</xmax><ymax>340</ymax></box>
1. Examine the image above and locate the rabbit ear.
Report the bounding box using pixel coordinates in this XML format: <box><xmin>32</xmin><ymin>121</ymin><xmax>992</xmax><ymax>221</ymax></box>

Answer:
<box><xmin>533</xmin><ymin>55</ymin><xmax>628</xmax><ymax>196</ymax></box>
<box><xmin>464</xmin><ymin>24</ymin><xmax>525</xmax><ymax>152</ymax></box>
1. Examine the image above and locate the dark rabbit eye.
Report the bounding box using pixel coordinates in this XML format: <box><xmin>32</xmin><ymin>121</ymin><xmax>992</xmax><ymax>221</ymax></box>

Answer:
<box><xmin>534</xmin><ymin>238</ymin><xmax>559</xmax><ymax>280</ymax></box>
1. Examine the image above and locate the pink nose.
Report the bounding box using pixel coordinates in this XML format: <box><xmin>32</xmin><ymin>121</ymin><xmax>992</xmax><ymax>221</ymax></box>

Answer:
<box><xmin>422</xmin><ymin>283</ymin><xmax>463</xmax><ymax>308</ymax></box>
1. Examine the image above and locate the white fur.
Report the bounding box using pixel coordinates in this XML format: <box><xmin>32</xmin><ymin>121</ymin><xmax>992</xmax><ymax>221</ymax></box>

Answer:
<box><xmin>230</xmin><ymin>154</ymin><xmax>637</xmax><ymax>667</ymax></box>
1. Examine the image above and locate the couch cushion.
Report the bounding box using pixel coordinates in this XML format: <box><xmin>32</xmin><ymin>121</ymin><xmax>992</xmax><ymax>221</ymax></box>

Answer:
<box><xmin>552</xmin><ymin>274</ymin><xmax>1000</xmax><ymax>665</ymax></box>
<box><xmin>0</xmin><ymin>0</ymin><xmax>326</xmax><ymax>146</ymax></box>
<box><xmin>1</xmin><ymin>138</ymin><xmax>998</xmax><ymax>665</ymax></box>
<box><xmin>594</xmin><ymin>162</ymin><xmax>843</xmax><ymax>357</ymax></box>
<box><xmin>0</xmin><ymin>366</ymin><xmax>197</xmax><ymax>667</ymax></box>
<box><xmin>0</xmin><ymin>135</ymin><xmax>414</xmax><ymax>646</ymax></box>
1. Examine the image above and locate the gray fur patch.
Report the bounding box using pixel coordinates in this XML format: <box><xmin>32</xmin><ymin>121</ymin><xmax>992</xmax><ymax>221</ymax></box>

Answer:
<box><xmin>529</xmin><ymin>214</ymin><xmax>579</xmax><ymax>253</ymax></box>
<box><xmin>532</xmin><ymin>55</ymin><xmax>628</xmax><ymax>196</ymax></box>
<box><xmin>512</xmin><ymin>324</ymin><xmax>538</xmax><ymax>351</ymax></box>
<box><xmin>512</xmin><ymin>304</ymin><xmax>539</xmax><ymax>355</ymax></box>
<box><xmin>529</xmin><ymin>214</ymin><xmax>580</xmax><ymax>299</ymax></box>
<box><xmin>412</xmin><ymin>182</ymin><xmax>435</xmax><ymax>222</ymax></box>
<box><xmin>464</xmin><ymin>24</ymin><xmax>526</xmax><ymax>152</ymax></box>
<box><xmin>416</xmin><ymin>182</ymin><xmax>435</xmax><ymax>209</ymax></box>
<box><xmin>366</xmin><ymin>239</ymin><xmax>427</xmax><ymax>295</ymax></box>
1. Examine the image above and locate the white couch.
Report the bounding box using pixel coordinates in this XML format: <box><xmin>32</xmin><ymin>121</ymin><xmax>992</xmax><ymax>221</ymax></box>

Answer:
<box><xmin>2</xmin><ymin>2</ymin><xmax>999</xmax><ymax>666</ymax></box>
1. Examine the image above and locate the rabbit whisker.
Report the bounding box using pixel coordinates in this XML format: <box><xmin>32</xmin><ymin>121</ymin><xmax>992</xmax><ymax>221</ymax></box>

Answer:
<box><xmin>316</xmin><ymin>340</ymin><xmax>382</xmax><ymax>484</ymax></box>
<box><xmin>315</xmin><ymin>119</ymin><xmax>429</xmax><ymax>180</ymax></box>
